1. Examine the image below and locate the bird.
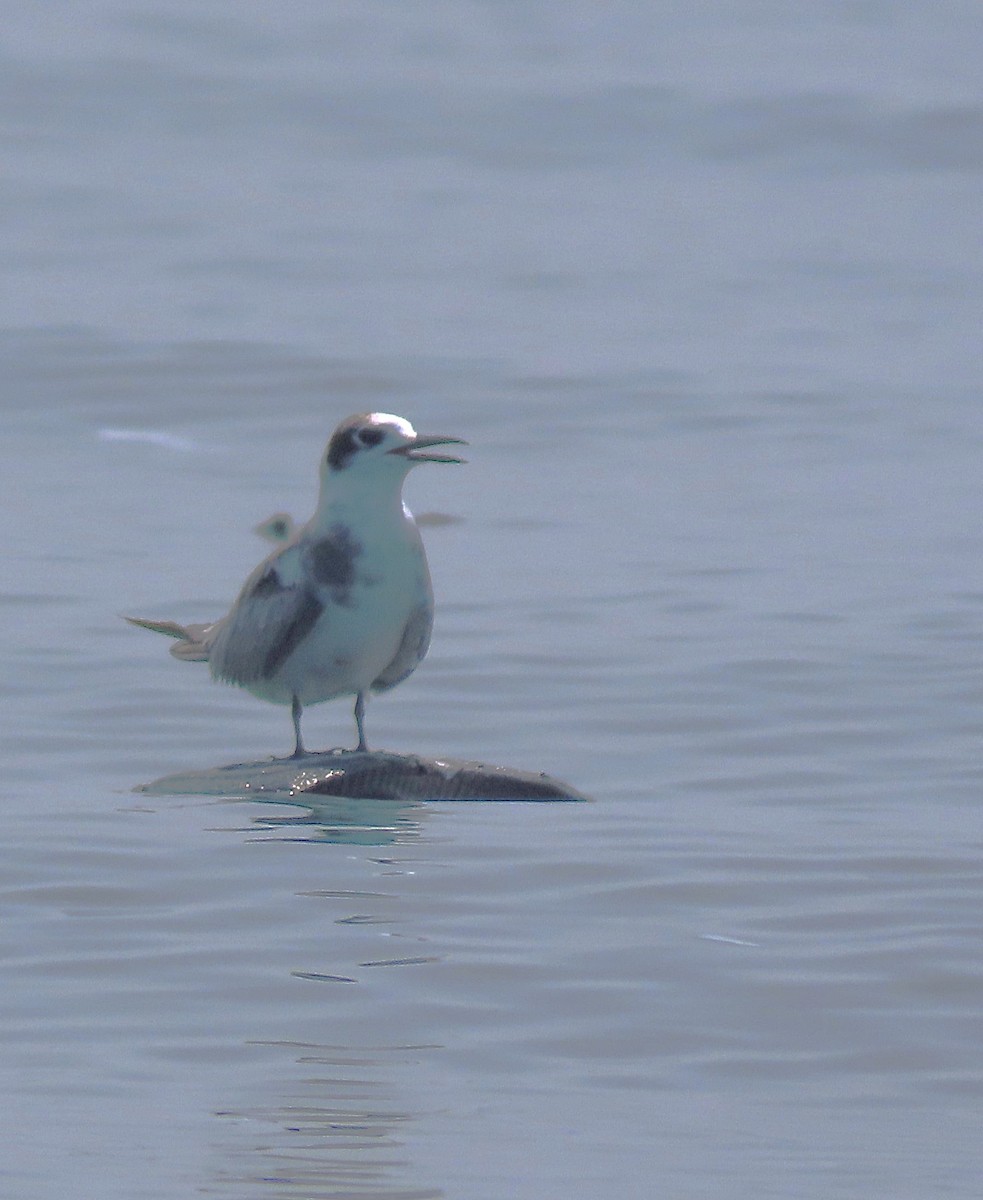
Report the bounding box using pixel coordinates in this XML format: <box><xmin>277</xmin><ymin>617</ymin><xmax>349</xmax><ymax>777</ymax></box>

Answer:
<box><xmin>253</xmin><ymin>511</ymin><xmax>296</xmax><ymax>544</ymax></box>
<box><xmin>126</xmin><ymin>412</ymin><xmax>466</xmax><ymax>757</ymax></box>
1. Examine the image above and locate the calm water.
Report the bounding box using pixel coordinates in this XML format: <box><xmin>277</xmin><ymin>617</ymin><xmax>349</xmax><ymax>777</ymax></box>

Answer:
<box><xmin>4</xmin><ymin>4</ymin><xmax>983</xmax><ymax>1198</ymax></box>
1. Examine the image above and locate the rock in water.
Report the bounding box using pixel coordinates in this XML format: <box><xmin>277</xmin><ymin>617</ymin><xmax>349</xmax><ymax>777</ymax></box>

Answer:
<box><xmin>293</xmin><ymin>751</ymin><xmax>588</xmax><ymax>801</ymax></box>
<box><xmin>139</xmin><ymin>749</ymin><xmax>589</xmax><ymax>802</ymax></box>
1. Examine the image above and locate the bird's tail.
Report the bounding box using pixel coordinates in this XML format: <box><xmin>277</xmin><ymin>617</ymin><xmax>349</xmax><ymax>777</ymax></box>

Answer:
<box><xmin>124</xmin><ymin>615</ymin><xmax>212</xmax><ymax>662</ymax></box>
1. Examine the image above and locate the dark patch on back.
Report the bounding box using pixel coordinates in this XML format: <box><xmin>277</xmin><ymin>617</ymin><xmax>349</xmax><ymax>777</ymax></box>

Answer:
<box><xmin>307</xmin><ymin>524</ymin><xmax>362</xmax><ymax>602</ymax></box>
<box><xmin>261</xmin><ymin>590</ymin><xmax>324</xmax><ymax>678</ymax></box>
<box><xmin>250</xmin><ymin>567</ymin><xmax>284</xmax><ymax>599</ymax></box>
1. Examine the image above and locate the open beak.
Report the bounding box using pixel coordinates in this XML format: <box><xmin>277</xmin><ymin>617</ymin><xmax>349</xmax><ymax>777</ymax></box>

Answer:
<box><xmin>389</xmin><ymin>434</ymin><xmax>468</xmax><ymax>464</ymax></box>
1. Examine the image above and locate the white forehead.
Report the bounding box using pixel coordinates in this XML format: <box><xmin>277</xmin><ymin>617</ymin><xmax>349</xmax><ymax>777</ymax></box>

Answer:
<box><xmin>367</xmin><ymin>412</ymin><xmax>416</xmax><ymax>438</ymax></box>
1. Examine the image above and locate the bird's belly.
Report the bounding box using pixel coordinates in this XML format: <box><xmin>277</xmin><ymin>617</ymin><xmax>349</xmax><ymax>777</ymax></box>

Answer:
<box><xmin>276</xmin><ymin>581</ymin><xmax>425</xmax><ymax>706</ymax></box>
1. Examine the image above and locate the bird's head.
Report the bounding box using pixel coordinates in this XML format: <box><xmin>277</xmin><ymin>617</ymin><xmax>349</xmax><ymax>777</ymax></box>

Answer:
<box><xmin>322</xmin><ymin>413</ymin><xmax>467</xmax><ymax>482</ymax></box>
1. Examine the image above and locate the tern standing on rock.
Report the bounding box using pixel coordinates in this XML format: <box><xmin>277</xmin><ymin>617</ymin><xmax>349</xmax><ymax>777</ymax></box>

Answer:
<box><xmin>126</xmin><ymin>412</ymin><xmax>466</xmax><ymax>757</ymax></box>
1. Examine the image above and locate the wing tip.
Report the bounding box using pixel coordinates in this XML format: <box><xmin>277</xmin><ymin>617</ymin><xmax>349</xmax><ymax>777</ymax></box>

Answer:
<box><xmin>123</xmin><ymin>614</ymin><xmax>187</xmax><ymax>638</ymax></box>
<box><xmin>123</xmin><ymin>614</ymin><xmax>211</xmax><ymax>661</ymax></box>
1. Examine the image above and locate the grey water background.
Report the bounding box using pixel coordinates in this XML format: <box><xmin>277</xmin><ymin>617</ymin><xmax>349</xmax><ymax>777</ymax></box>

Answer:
<box><xmin>3</xmin><ymin>3</ymin><xmax>983</xmax><ymax>1197</ymax></box>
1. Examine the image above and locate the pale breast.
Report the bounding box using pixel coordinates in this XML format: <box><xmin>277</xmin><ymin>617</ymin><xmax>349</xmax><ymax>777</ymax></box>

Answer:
<box><xmin>280</xmin><ymin>521</ymin><xmax>433</xmax><ymax>705</ymax></box>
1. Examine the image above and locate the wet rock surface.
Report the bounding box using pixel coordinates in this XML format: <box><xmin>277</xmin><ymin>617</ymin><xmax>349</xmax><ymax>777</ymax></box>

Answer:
<box><xmin>140</xmin><ymin>749</ymin><xmax>589</xmax><ymax>802</ymax></box>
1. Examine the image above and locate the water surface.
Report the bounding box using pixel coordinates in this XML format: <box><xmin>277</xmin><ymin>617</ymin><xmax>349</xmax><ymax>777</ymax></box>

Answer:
<box><xmin>3</xmin><ymin>4</ymin><xmax>983</xmax><ymax>1198</ymax></box>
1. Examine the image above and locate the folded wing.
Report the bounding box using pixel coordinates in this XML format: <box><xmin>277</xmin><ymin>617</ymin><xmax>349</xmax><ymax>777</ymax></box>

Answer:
<box><xmin>206</xmin><ymin>559</ymin><xmax>324</xmax><ymax>685</ymax></box>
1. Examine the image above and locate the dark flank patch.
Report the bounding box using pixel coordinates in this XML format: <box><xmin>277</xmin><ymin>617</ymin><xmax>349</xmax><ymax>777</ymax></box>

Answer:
<box><xmin>308</xmin><ymin>524</ymin><xmax>362</xmax><ymax>600</ymax></box>
<box><xmin>372</xmin><ymin>603</ymin><xmax>433</xmax><ymax>691</ymax></box>
<box><xmin>261</xmin><ymin>590</ymin><xmax>324</xmax><ymax>678</ymax></box>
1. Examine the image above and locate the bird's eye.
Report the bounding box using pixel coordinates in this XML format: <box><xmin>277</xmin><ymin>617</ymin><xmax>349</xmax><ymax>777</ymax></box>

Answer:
<box><xmin>358</xmin><ymin>428</ymin><xmax>385</xmax><ymax>447</ymax></box>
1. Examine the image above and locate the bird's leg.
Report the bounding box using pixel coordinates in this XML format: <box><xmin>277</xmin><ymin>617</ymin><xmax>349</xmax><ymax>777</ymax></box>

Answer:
<box><xmin>290</xmin><ymin>694</ymin><xmax>306</xmax><ymax>758</ymax></box>
<box><xmin>353</xmin><ymin>691</ymin><xmax>368</xmax><ymax>752</ymax></box>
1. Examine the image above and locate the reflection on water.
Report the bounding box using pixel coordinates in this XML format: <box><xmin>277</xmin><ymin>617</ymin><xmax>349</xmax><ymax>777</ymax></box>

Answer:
<box><xmin>244</xmin><ymin>796</ymin><xmax>422</xmax><ymax>848</ymax></box>
<box><xmin>211</xmin><ymin>1042</ymin><xmax>442</xmax><ymax>1200</ymax></box>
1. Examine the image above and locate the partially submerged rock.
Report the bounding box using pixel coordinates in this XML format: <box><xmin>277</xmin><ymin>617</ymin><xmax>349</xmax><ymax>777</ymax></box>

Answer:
<box><xmin>293</xmin><ymin>750</ymin><xmax>588</xmax><ymax>801</ymax></box>
<box><xmin>140</xmin><ymin>748</ymin><xmax>589</xmax><ymax>802</ymax></box>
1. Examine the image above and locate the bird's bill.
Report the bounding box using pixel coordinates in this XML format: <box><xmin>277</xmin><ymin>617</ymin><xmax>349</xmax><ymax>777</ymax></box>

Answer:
<box><xmin>389</xmin><ymin>434</ymin><xmax>468</xmax><ymax>464</ymax></box>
